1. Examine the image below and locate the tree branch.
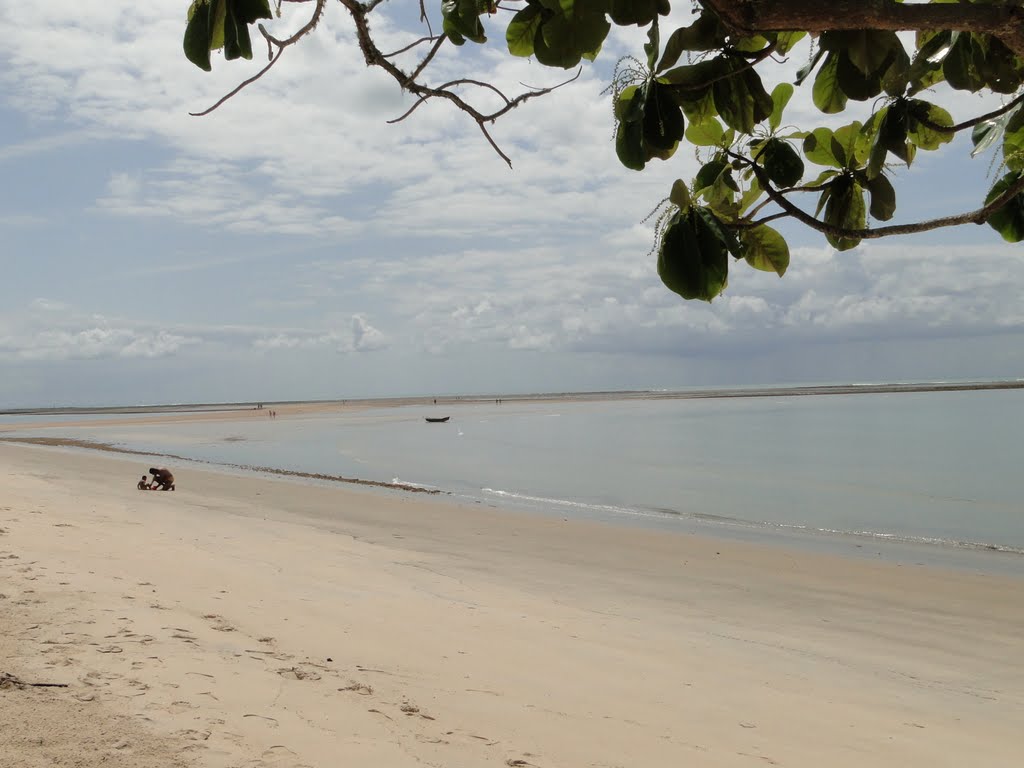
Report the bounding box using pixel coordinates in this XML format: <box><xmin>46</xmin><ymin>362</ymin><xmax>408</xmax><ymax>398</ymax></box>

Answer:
<box><xmin>730</xmin><ymin>150</ymin><xmax>1024</xmax><ymax>240</ymax></box>
<box><xmin>335</xmin><ymin>0</ymin><xmax>580</xmax><ymax>166</ymax></box>
<box><xmin>189</xmin><ymin>0</ymin><xmax>327</xmax><ymax>117</ymax></box>
<box><xmin>918</xmin><ymin>92</ymin><xmax>1024</xmax><ymax>135</ymax></box>
<box><xmin>705</xmin><ymin>0</ymin><xmax>1024</xmax><ymax>58</ymax></box>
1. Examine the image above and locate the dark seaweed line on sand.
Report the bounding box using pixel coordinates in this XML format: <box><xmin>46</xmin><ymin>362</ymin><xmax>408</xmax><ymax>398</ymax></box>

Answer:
<box><xmin>0</xmin><ymin>437</ymin><xmax>443</xmax><ymax>495</ymax></box>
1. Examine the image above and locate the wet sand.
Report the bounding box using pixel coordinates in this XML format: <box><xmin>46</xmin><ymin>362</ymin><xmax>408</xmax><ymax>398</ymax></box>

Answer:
<box><xmin>2</xmin><ymin>442</ymin><xmax>1023</xmax><ymax>767</ymax></box>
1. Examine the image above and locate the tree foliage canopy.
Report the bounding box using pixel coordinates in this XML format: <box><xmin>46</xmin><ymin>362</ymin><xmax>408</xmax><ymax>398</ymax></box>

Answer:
<box><xmin>184</xmin><ymin>0</ymin><xmax>1024</xmax><ymax>301</ymax></box>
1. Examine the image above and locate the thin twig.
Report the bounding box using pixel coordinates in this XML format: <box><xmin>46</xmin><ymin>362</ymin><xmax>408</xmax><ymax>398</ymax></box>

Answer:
<box><xmin>384</xmin><ymin>34</ymin><xmax>443</xmax><ymax>58</ymax></box>
<box><xmin>190</xmin><ymin>50</ymin><xmax>286</xmax><ymax>117</ymax></box>
<box><xmin>190</xmin><ymin>0</ymin><xmax>326</xmax><ymax>117</ymax></box>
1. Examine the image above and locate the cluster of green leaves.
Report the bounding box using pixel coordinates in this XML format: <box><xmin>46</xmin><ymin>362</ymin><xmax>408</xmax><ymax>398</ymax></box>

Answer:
<box><xmin>184</xmin><ymin>0</ymin><xmax>273</xmax><ymax>71</ymax></box>
<box><xmin>184</xmin><ymin>1</ymin><xmax>1024</xmax><ymax>302</ymax></box>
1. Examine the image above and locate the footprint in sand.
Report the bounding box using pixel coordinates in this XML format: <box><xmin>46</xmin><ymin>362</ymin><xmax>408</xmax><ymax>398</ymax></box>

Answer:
<box><xmin>338</xmin><ymin>682</ymin><xmax>373</xmax><ymax>695</ymax></box>
<box><xmin>174</xmin><ymin>728</ymin><xmax>211</xmax><ymax>741</ymax></box>
<box><xmin>203</xmin><ymin>614</ymin><xmax>236</xmax><ymax>632</ymax></box>
<box><xmin>400</xmin><ymin>701</ymin><xmax>436</xmax><ymax>720</ymax></box>
<box><xmin>276</xmin><ymin>666</ymin><xmax>321</xmax><ymax>681</ymax></box>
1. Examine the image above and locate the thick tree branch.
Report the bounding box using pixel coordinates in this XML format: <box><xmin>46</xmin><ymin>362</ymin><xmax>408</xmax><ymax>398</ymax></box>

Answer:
<box><xmin>706</xmin><ymin>0</ymin><xmax>1024</xmax><ymax>58</ymax></box>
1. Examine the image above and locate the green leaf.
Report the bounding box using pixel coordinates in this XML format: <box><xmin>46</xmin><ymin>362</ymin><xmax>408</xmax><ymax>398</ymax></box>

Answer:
<box><xmin>813</xmin><ymin>53</ymin><xmax>848</xmax><ymax>114</ymax></box>
<box><xmin>741</xmin><ymin>225</ymin><xmax>789</xmax><ymax>276</ymax></box>
<box><xmin>669</xmin><ymin>179</ymin><xmax>691</xmax><ymax>211</ymax></box>
<box><xmin>866</xmin><ymin>100</ymin><xmax>913</xmax><ymax>176</ymax></box>
<box><xmin>615</xmin><ymin>85</ymin><xmax>644</xmax><ymax>123</ymax></box>
<box><xmin>695</xmin><ymin>206</ymin><xmax>743</xmax><ymax>258</ymax></box>
<box><xmin>223</xmin><ymin>0</ymin><xmax>255</xmax><ymax>61</ymax></box>
<box><xmin>823</xmin><ymin>176</ymin><xmax>866</xmax><ymax>251</ymax></box>
<box><xmin>773</xmin><ymin>31</ymin><xmax>806</xmax><ymax>56</ymax></box>
<box><xmin>907</xmin><ymin>30</ymin><xmax>951</xmax><ymax>93</ymax></box>
<box><xmin>233</xmin><ymin>0</ymin><xmax>272</xmax><ymax>24</ymax></box>
<box><xmin>644</xmin><ymin>16</ymin><xmax>659</xmax><ymax>70</ymax></box>
<box><xmin>1002</xmin><ymin>107</ymin><xmax>1024</xmax><ymax>171</ymax></box>
<box><xmin>685</xmin><ymin>116</ymin><xmax>724</xmax><ymax>146</ymax></box>
<box><xmin>814</xmin><ymin>186</ymin><xmax>833</xmax><ymax>219</ymax></box>
<box><xmin>795</xmin><ymin>47</ymin><xmax>825</xmax><ymax>86</ymax></box>
<box><xmin>803</xmin><ymin>127</ymin><xmax>843</xmax><ymax>168</ymax></box>
<box><xmin>846</xmin><ymin>31</ymin><xmax>900</xmax><ymax>77</ymax></box>
<box><xmin>768</xmin><ymin>83</ymin><xmax>794</xmax><ymax>131</ymax></box>
<box><xmin>972</xmin><ymin>116</ymin><xmax>1007</xmax><ymax>158</ymax></box>
<box><xmin>442</xmin><ymin>0</ymin><xmax>487</xmax><ymax>45</ymax></box>
<box><xmin>642</xmin><ymin>80</ymin><xmax>685</xmax><ymax>153</ymax></box>
<box><xmin>713</xmin><ymin>62</ymin><xmax>772</xmax><ymax>133</ymax></box>
<box><xmin>677</xmin><ymin>90</ymin><xmax>718</xmax><ymax>126</ymax></box>
<box><xmin>656</xmin><ymin>12</ymin><xmax>725</xmax><ymax>72</ymax></box>
<box><xmin>906</xmin><ymin>100</ymin><xmax>954</xmax><ymax>151</ymax></box>
<box><xmin>985</xmin><ymin>171</ymin><xmax>1024</xmax><ymax>242</ymax></box>
<box><xmin>615</xmin><ymin>117</ymin><xmax>647</xmax><ymax>171</ymax></box>
<box><xmin>184</xmin><ymin>0</ymin><xmax>214</xmax><ymax>71</ymax></box>
<box><xmin>761</xmin><ymin>138</ymin><xmax>804</xmax><ymax>188</ymax></box>
<box><xmin>210</xmin><ymin>0</ymin><xmax>226</xmax><ymax>51</ymax></box>
<box><xmin>738</xmin><ymin>177</ymin><xmax>763</xmax><ymax>215</ymax></box>
<box><xmin>658</xmin><ymin>210</ymin><xmax>729</xmax><ymax>302</ymax></box>
<box><xmin>538</xmin><ymin>8</ymin><xmax>610</xmax><ymax>68</ymax></box>
<box><xmin>836</xmin><ymin>49</ymin><xmax>886</xmax><ymax>101</ymax></box>
<box><xmin>694</xmin><ymin>159</ymin><xmax>728</xmax><ymax>193</ymax></box>
<box><xmin>809</xmin><ymin>168</ymin><xmax>840</xmax><ymax>187</ymax></box>
<box><xmin>943</xmin><ymin>33</ymin><xmax>986</xmax><ymax>91</ymax></box>
<box><xmin>881</xmin><ymin>42</ymin><xmax>911</xmax><ymax>97</ymax></box>
<box><xmin>978</xmin><ymin>36</ymin><xmax>1024</xmax><ymax>94</ymax></box>
<box><xmin>507</xmin><ymin>5</ymin><xmax>542</xmax><ymax>57</ymax></box>
<box><xmin>661</xmin><ymin>58</ymin><xmax>725</xmax><ymax>89</ymax></box>
<box><xmin>833</xmin><ymin>121</ymin><xmax>869</xmax><ymax>168</ymax></box>
<box><xmin>865</xmin><ymin>174</ymin><xmax>896</xmax><ymax>221</ymax></box>
<box><xmin>610</xmin><ymin>0</ymin><xmax>662</xmax><ymax>27</ymax></box>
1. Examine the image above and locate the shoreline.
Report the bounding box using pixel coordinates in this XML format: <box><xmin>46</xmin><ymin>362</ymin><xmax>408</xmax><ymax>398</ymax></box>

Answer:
<box><xmin>3</xmin><ymin>435</ymin><xmax>1023</xmax><ymax>574</ymax></box>
<box><xmin>2</xmin><ymin>441</ymin><xmax>1023</xmax><ymax>767</ymax></box>
<box><xmin>3</xmin><ymin>378</ymin><xmax>1022</xmax><ymax>418</ymax></box>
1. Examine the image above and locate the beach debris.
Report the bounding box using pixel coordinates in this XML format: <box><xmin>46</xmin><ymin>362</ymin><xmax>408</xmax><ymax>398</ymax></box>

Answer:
<box><xmin>0</xmin><ymin>672</ymin><xmax>70</xmax><ymax>689</ymax></box>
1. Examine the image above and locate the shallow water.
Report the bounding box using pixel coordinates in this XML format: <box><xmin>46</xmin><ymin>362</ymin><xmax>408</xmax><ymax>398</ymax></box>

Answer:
<box><xmin>5</xmin><ymin>390</ymin><xmax>1023</xmax><ymax>564</ymax></box>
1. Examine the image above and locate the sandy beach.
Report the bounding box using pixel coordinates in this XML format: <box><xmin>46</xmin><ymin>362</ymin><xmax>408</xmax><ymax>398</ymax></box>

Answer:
<box><xmin>2</xmin><ymin>442</ymin><xmax>1023</xmax><ymax>768</ymax></box>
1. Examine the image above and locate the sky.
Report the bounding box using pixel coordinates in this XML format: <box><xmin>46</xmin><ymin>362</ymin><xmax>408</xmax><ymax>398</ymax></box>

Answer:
<box><xmin>1</xmin><ymin>1</ymin><xmax>1023</xmax><ymax>408</ymax></box>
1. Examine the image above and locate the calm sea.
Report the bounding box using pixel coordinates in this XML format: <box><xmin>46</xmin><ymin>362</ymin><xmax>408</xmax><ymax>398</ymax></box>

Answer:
<box><xmin>4</xmin><ymin>390</ymin><xmax>1023</xmax><ymax>567</ymax></box>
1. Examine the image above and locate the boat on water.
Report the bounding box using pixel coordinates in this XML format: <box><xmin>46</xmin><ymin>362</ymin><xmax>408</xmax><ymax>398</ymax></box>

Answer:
<box><xmin>424</xmin><ymin>416</ymin><xmax>450</xmax><ymax>423</ymax></box>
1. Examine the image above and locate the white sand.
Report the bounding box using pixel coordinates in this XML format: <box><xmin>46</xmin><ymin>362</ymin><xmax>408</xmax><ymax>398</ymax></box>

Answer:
<box><xmin>1</xmin><ymin>442</ymin><xmax>1022</xmax><ymax>768</ymax></box>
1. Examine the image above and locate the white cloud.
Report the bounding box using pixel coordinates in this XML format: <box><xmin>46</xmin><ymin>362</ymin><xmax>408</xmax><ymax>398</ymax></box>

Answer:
<box><xmin>1</xmin><ymin>2</ymin><xmax>1022</xmax><ymax>406</ymax></box>
<box><xmin>2</xmin><ymin>326</ymin><xmax>199</xmax><ymax>362</ymax></box>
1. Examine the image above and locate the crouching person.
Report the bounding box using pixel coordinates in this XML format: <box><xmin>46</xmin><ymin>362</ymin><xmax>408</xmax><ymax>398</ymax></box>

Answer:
<box><xmin>149</xmin><ymin>467</ymin><xmax>175</xmax><ymax>491</ymax></box>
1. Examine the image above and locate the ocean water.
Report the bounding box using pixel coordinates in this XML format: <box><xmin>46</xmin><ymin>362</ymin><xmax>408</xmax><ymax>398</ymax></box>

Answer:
<box><xmin>4</xmin><ymin>390</ymin><xmax>1023</xmax><ymax>563</ymax></box>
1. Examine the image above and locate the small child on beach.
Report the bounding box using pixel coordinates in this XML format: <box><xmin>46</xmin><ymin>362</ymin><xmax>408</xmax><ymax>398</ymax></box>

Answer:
<box><xmin>137</xmin><ymin>475</ymin><xmax>150</xmax><ymax>490</ymax></box>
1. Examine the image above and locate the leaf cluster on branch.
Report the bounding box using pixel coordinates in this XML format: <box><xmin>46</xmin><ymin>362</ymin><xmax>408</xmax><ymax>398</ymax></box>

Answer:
<box><xmin>183</xmin><ymin>0</ymin><xmax>1024</xmax><ymax>302</ymax></box>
